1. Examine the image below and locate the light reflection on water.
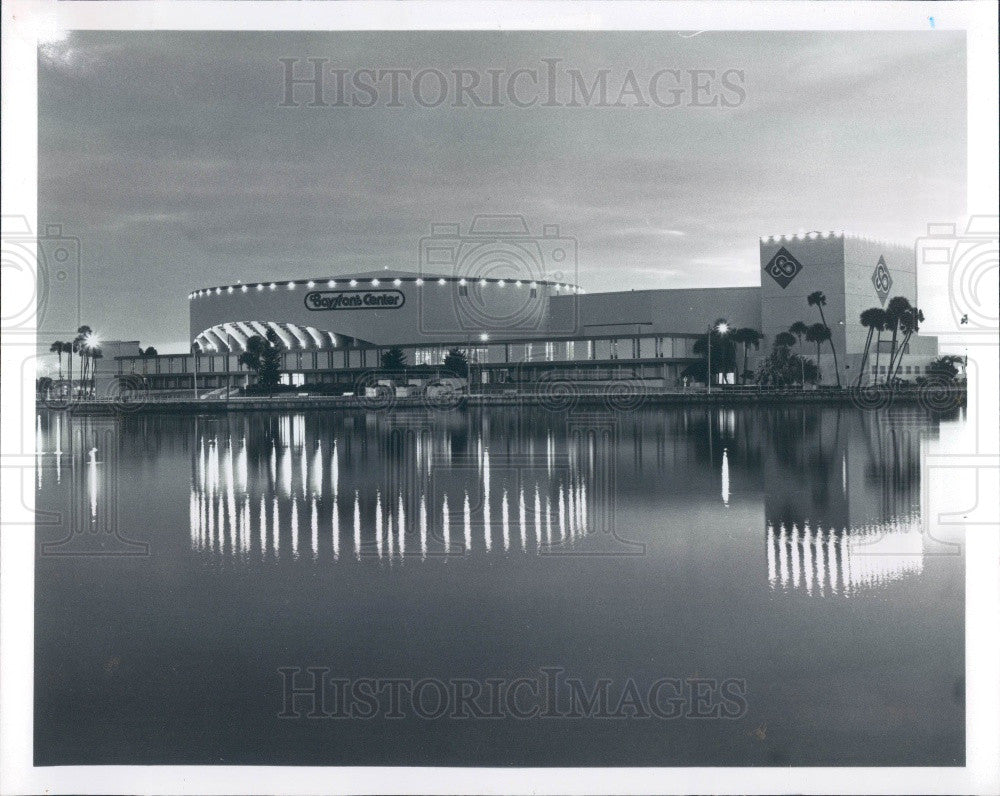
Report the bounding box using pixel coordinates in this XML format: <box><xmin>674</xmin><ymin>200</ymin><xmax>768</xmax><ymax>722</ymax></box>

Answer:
<box><xmin>37</xmin><ymin>404</ymin><xmax>962</xmax><ymax>592</ymax></box>
<box><xmin>33</xmin><ymin>404</ymin><xmax>966</xmax><ymax>767</ymax></box>
<box><xmin>182</xmin><ymin>415</ymin><xmax>604</xmax><ymax>562</ymax></box>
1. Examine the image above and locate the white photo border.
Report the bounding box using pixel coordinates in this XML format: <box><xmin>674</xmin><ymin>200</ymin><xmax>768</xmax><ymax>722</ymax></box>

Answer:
<box><xmin>2</xmin><ymin>1</ymin><xmax>997</xmax><ymax>794</ymax></box>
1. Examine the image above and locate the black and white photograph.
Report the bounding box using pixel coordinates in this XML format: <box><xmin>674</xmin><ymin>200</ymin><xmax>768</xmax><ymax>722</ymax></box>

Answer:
<box><xmin>1</xmin><ymin>1</ymin><xmax>998</xmax><ymax>794</ymax></box>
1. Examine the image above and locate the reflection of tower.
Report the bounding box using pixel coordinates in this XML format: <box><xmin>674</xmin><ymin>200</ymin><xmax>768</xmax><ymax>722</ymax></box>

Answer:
<box><xmin>760</xmin><ymin>407</ymin><xmax>942</xmax><ymax>596</ymax></box>
<box><xmin>763</xmin><ymin>408</ymin><xmax>932</xmax><ymax>531</ymax></box>
<box><xmin>766</xmin><ymin>522</ymin><xmax>923</xmax><ymax>597</ymax></box>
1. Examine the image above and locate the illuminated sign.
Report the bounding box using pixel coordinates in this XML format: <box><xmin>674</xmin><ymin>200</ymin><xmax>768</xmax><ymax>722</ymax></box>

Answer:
<box><xmin>305</xmin><ymin>289</ymin><xmax>405</xmax><ymax>311</ymax></box>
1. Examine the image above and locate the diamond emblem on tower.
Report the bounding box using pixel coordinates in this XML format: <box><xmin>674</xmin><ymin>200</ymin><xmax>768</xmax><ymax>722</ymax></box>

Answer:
<box><xmin>871</xmin><ymin>255</ymin><xmax>892</xmax><ymax>305</ymax></box>
<box><xmin>763</xmin><ymin>247</ymin><xmax>803</xmax><ymax>289</ymax></box>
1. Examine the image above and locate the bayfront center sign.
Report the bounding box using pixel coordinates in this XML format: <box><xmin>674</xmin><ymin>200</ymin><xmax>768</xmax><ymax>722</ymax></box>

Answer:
<box><xmin>305</xmin><ymin>289</ymin><xmax>405</xmax><ymax>311</ymax></box>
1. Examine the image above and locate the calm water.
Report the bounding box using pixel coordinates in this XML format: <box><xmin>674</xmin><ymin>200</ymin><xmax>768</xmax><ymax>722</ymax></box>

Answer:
<box><xmin>35</xmin><ymin>405</ymin><xmax>965</xmax><ymax>766</ymax></box>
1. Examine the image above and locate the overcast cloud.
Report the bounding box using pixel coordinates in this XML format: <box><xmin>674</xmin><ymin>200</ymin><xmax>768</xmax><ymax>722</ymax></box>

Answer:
<box><xmin>39</xmin><ymin>31</ymin><xmax>966</xmax><ymax>352</ymax></box>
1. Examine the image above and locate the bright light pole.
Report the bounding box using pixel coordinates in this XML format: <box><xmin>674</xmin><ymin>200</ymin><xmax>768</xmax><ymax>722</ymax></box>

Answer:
<box><xmin>191</xmin><ymin>341</ymin><xmax>200</xmax><ymax>400</ymax></box>
<box><xmin>468</xmin><ymin>333</ymin><xmax>489</xmax><ymax>396</ymax></box>
<box><xmin>706</xmin><ymin>321</ymin><xmax>728</xmax><ymax>396</ymax></box>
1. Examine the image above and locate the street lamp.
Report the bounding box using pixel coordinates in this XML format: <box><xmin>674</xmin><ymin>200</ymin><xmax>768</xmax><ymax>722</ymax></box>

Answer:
<box><xmin>191</xmin><ymin>341</ymin><xmax>200</xmax><ymax>400</ymax></box>
<box><xmin>706</xmin><ymin>321</ymin><xmax>728</xmax><ymax>395</ymax></box>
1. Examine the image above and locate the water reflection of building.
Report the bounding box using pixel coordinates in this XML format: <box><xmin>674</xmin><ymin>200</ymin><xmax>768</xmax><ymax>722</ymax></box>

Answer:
<box><xmin>187</xmin><ymin>413</ymin><xmax>607</xmax><ymax>561</ymax></box>
<box><xmin>761</xmin><ymin>407</ymin><xmax>945</xmax><ymax>596</ymax></box>
<box><xmin>765</xmin><ymin>521</ymin><xmax>924</xmax><ymax>596</ymax></box>
<box><xmin>35</xmin><ymin>405</ymin><xmax>959</xmax><ymax>576</ymax></box>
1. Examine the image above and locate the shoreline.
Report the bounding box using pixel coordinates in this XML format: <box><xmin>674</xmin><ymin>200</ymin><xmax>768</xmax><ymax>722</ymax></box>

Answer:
<box><xmin>37</xmin><ymin>385</ymin><xmax>967</xmax><ymax>415</ymax></box>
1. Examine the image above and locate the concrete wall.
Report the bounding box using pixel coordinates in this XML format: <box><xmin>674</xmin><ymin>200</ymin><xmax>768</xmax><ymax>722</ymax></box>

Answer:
<box><xmin>547</xmin><ymin>287</ymin><xmax>761</xmax><ymax>337</ymax></box>
<box><xmin>843</xmin><ymin>237</ymin><xmax>918</xmax><ymax>355</ymax></box>
<box><xmin>759</xmin><ymin>234</ymin><xmax>847</xmax><ymax>385</ymax></box>
<box><xmin>91</xmin><ymin>340</ymin><xmax>143</xmax><ymax>396</ymax></box>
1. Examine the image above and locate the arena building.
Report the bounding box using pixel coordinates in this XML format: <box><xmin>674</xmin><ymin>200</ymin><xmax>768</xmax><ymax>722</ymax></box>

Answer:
<box><xmin>112</xmin><ymin>221</ymin><xmax>941</xmax><ymax>393</ymax></box>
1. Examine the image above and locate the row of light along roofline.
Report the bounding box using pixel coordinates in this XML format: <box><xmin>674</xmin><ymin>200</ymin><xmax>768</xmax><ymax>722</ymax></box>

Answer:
<box><xmin>189</xmin><ymin>275</ymin><xmax>585</xmax><ymax>300</ymax></box>
<box><xmin>760</xmin><ymin>230</ymin><xmax>906</xmax><ymax>246</ymax></box>
<box><xmin>761</xmin><ymin>231</ymin><xmax>844</xmax><ymax>243</ymax></box>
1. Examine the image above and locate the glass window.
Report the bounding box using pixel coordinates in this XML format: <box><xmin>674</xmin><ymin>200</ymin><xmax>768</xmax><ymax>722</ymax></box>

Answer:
<box><xmin>594</xmin><ymin>339</ymin><xmax>612</xmax><ymax>360</ymax></box>
<box><xmin>639</xmin><ymin>337</ymin><xmax>656</xmax><ymax>359</ymax></box>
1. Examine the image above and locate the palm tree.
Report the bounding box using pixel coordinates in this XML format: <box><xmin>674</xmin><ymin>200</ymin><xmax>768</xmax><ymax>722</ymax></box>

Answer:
<box><xmin>49</xmin><ymin>341</ymin><xmax>65</xmax><ymax>380</ymax></box>
<box><xmin>88</xmin><ymin>348</ymin><xmax>103</xmax><ymax>397</ymax></box>
<box><xmin>789</xmin><ymin>321</ymin><xmax>809</xmax><ymax>349</ymax></box>
<box><xmin>75</xmin><ymin>325</ymin><xmax>93</xmax><ymax>389</ymax></box>
<box><xmin>806</xmin><ymin>323</ymin><xmax>831</xmax><ymax>365</ymax></box>
<box><xmin>239</xmin><ymin>331</ymin><xmax>283</xmax><ymax>394</ymax></box>
<box><xmin>888</xmin><ymin>306</ymin><xmax>924</xmax><ymax>382</ymax></box>
<box><xmin>856</xmin><ymin>308</ymin><xmax>886</xmax><ymax>386</ymax></box>
<box><xmin>62</xmin><ymin>341</ymin><xmax>74</xmax><ymax>391</ymax></box>
<box><xmin>380</xmin><ymin>346</ymin><xmax>407</xmax><ymax>371</ymax></box>
<box><xmin>926</xmin><ymin>355</ymin><xmax>964</xmax><ymax>381</ymax></box>
<box><xmin>443</xmin><ymin>348</ymin><xmax>469</xmax><ymax>378</ymax></box>
<box><xmin>884</xmin><ymin>296</ymin><xmax>913</xmax><ymax>376</ymax></box>
<box><xmin>69</xmin><ymin>337</ymin><xmax>83</xmax><ymax>395</ymax></box>
<box><xmin>731</xmin><ymin>328</ymin><xmax>763</xmax><ymax>384</ymax></box>
<box><xmin>788</xmin><ymin>321</ymin><xmax>810</xmax><ymax>386</ymax></box>
<box><xmin>807</xmin><ymin>291</ymin><xmax>841</xmax><ymax>386</ymax></box>
<box><xmin>774</xmin><ymin>331</ymin><xmax>797</xmax><ymax>349</ymax></box>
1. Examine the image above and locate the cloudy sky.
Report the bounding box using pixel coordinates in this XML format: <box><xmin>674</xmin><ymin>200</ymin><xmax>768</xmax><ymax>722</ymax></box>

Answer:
<box><xmin>39</xmin><ymin>31</ymin><xmax>966</xmax><ymax>352</ymax></box>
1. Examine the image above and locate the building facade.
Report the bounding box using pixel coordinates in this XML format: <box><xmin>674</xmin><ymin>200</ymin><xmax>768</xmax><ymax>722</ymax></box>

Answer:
<box><xmin>113</xmin><ymin>230</ymin><xmax>939</xmax><ymax>392</ymax></box>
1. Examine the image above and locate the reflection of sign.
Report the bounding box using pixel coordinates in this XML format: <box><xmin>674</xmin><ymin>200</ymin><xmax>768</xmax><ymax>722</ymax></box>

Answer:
<box><xmin>763</xmin><ymin>247</ymin><xmax>803</xmax><ymax>289</ymax></box>
<box><xmin>871</xmin><ymin>256</ymin><xmax>892</xmax><ymax>305</ymax></box>
<box><xmin>305</xmin><ymin>290</ymin><xmax>405</xmax><ymax>311</ymax></box>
